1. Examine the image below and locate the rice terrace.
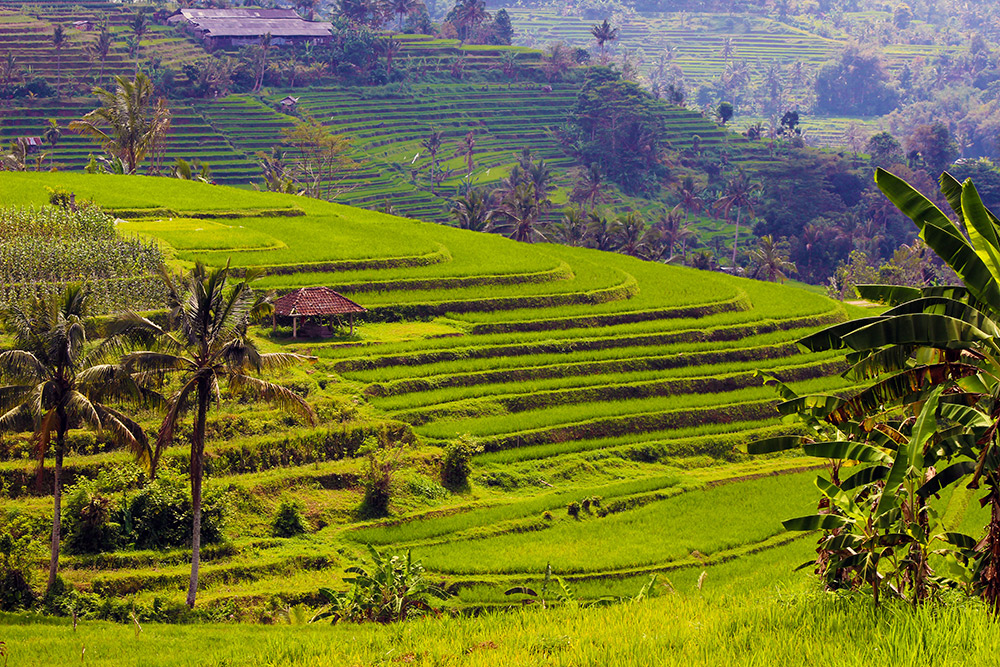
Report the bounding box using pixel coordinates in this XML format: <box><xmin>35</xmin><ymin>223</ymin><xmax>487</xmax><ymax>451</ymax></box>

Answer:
<box><xmin>5</xmin><ymin>0</ymin><xmax>1000</xmax><ymax>665</ymax></box>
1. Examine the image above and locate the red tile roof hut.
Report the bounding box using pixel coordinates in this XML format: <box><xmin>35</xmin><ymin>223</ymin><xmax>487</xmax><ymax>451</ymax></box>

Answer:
<box><xmin>272</xmin><ymin>287</ymin><xmax>366</xmax><ymax>338</ymax></box>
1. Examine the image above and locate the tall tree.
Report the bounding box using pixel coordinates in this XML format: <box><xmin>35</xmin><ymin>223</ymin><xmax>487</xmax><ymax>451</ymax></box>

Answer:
<box><xmin>69</xmin><ymin>73</ymin><xmax>172</xmax><ymax>175</ymax></box>
<box><xmin>749</xmin><ymin>235</ymin><xmax>796</xmax><ymax>282</ymax></box>
<box><xmin>118</xmin><ymin>264</ymin><xmax>315</xmax><ymax>607</ymax></box>
<box><xmin>590</xmin><ymin>19</ymin><xmax>618</xmax><ymax>64</ymax></box>
<box><xmin>0</xmin><ymin>287</ymin><xmax>150</xmax><ymax>591</ymax></box>
<box><xmin>42</xmin><ymin>119</ymin><xmax>61</xmax><ymax>169</ymax></box>
<box><xmin>128</xmin><ymin>9</ymin><xmax>150</xmax><ymax>74</ymax></box>
<box><xmin>52</xmin><ymin>25</ymin><xmax>66</xmax><ymax>97</ymax></box>
<box><xmin>253</xmin><ymin>33</ymin><xmax>273</xmax><ymax>93</ymax></box>
<box><xmin>89</xmin><ymin>25</ymin><xmax>114</xmax><ymax>85</ymax></box>
<box><xmin>449</xmin><ymin>189</ymin><xmax>492</xmax><ymax>232</ymax></box>
<box><xmin>715</xmin><ymin>170</ymin><xmax>761</xmax><ymax>269</ymax></box>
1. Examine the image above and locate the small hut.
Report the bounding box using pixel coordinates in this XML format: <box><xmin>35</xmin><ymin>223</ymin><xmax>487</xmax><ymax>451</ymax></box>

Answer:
<box><xmin>272</xmin><ymin>287</ymin><xmax>366</xmax><ymax>338</ymax></box>
<box><xmin>279</xmin><ymin>95</ymin><xmax>300</xmax><ymax>110</ymax></box>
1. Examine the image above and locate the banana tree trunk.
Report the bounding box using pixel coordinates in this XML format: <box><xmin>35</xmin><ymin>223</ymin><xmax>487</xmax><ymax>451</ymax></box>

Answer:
<box><xmin>985</xmin><ymin>478</ymin><xmax>1000</xmax><ymax>614</ymax></box>
<box><xmin>186</xmin><ymin>380</ymin><xmax>211</xmax><ymax>608</ymax></box>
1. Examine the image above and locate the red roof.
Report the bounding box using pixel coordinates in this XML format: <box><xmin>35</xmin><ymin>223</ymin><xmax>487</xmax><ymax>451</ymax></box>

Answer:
<box><xmin>274</xmin><ymin>287</ymin><xmax>366</xmax><ymax>317</ymax></box>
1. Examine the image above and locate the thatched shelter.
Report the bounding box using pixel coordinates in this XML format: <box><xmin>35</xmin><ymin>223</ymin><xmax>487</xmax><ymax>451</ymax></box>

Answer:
<box><xmin>272</xmin><ymin>287</ymin><xmax>366</xmax><ymax>338</ymax></box>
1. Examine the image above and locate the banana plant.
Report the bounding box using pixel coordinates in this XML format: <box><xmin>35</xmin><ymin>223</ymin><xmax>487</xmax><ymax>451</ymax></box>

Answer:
<box><xmin>750</xmin><ymin>169</ymin><xmax>1000</xmax><ymax>609</ymax></box>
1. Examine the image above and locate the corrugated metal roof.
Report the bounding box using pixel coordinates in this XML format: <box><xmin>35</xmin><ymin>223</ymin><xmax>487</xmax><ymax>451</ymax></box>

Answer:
<box><xmin>180</xmin><ymin>8</ymin><xmax>301</xmax><ymax>19</ymax></box>
<box><xmin>177</xmin><ymin>8</ymin><xmax>332</xmax><ymax>38</ymax></box>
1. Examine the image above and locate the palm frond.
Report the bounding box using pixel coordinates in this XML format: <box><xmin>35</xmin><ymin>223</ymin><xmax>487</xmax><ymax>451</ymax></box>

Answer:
<box><xmin>0</xmin><ymin>350</ymin><xmax>47</xmax><ymax>382</ymax></box>
<box><xmin>228</xmin><ymin>374</ymin><xmax>316</xmax><ymax>424</ymax></box>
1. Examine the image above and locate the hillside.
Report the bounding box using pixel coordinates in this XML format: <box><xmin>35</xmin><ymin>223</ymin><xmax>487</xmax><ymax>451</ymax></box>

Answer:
<box><xmin>0</xmin><ymin>172</ymin><xmax>889</xmax><ymax>614</ymax></box>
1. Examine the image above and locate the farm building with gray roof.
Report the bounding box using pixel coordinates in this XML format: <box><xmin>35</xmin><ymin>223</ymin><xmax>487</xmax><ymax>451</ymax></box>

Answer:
<box><xmin>169</xmin><ymin>8</ymin><xmax>332</xmax><ymax>49</ymax></box>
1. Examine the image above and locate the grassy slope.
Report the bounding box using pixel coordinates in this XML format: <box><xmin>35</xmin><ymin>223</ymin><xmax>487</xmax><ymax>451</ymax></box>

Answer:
<box><xmin>0</xmin><ymin>173</ymin><xmax>867</xmax><ymax>617</ymax></box>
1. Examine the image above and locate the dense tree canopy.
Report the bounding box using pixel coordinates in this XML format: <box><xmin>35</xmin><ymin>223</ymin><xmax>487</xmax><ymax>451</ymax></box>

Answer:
<box><xmin>566</xmin><ymin>68</ymin><xmax>672</xmax><ymax>195</ymax></box>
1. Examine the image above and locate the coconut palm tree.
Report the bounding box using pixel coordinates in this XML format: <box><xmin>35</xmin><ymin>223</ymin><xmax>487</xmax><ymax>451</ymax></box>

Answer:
<box><xmin>714</xmin><ymin>170</ymin><xmax>761</xmax><ymax>269</ymax></box>
<box><xmin>69</xmin><ymin>73</ymin><xmax>171</xmax><ymax>175</ymax></box>
<box><xmin>42</xmin><ymin>120</ymin><xmax>61</xmax><ymax>169</ymax></box>
<box><xmin>89</xmin><ymin>25</ymin><xmax>114</xmax><ymax>85</ymax></box>
<box><xmin>571</xmin><ymin>164</ymin><xmax>605</xmax><ymax>212</ymax></box>
<box><xmin>117</xmin><ymin>264</ymin><xmax>315</xmax><ymax>608</ymax></box>
<box><xmin>449</xmin><ymin>189</ymin><xmax>492</xmax><ymax>232</ymax></box>
<box><xmin>128</xmin><ymin>9</ymin><xmax>150</xmax><ymax>74</ymax></box>
<box><xmin>495</xmin><ymin>183</ymin><xmax>545</xmax><ymax>243</ymax></box>
<box><xmin>52</xmin><ymin>25</ymin><xmax>66</xmax><ymax>97</ymax></box>
<box><xmin>749</xmin><ymin>235</ymin><xmax>796</xmax><ymax>282</ymax></box>
<box><xmin>454</xmin><ymin>0</ymin><xmax>488</xmax><ymax>42</ymax></box>
<box><xmin>590</xmin><ymin>19</ymin><xmax>618</xmax><ymax>64</ymax></box>
<box><xmin>253</xmin><ymin>33</ymin><xmax>273</xmax><ymax>92</ymax></box>
<box><xmin>0</xmin><ymin>286</ymin><xmax>151</xmax><ymax>591</ymax></box>
<box><xmin>389</xmin><ymin>0</ymin><xmax>418</xmax><ymax>31</ymax></box>
<box><xmin>552</xmin><ymin>206</ymin><xmax>589</xmax><ymax>246</ymax></box>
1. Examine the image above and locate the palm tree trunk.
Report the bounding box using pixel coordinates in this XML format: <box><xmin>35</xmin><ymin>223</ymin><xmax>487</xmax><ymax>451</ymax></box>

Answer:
<box><xmin>731</xmin><ymin>207</ymin><xmax>741</xmax><ymax>269</ymax></box>
<box><xmin>186</xmin><ymin>380</ymin><xmax>211</xmax><ymax>608</ymax></box>
<box><xmin>48</xmin><ymin>419</ymin><xmax>67</xmax><ymax>591</ymax></box>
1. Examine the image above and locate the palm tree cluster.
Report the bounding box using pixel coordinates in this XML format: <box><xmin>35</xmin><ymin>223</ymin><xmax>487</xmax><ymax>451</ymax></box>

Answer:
<box><xmin>0</xmin><ymin>265</ymin><xmax>315</xmax><ymax>608</ymax></box>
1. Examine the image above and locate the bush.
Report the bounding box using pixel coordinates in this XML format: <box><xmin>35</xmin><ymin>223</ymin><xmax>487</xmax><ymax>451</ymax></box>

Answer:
<box><xmin>358</xmin><ymin>436</ymin><xmax>405</xmax><ymax>518</ymax></box>
<box><xmin>124</xmin><ymin>472</ymin><xmax>226</xmax><ymax>550</ymax></box>
<box><xmin>62</xmin><ymin>481</ymin><xmax>121</xmax><ymax>555</ymax></box>
<box><xmin>271</xmin><ymin>501</ymin><xmax>309</xmax><ymax>538</ymax></box>
<box><xmin>0</xmin><ymin>519</ymin><xmax>38</xmax><ymax>610</ymax></box>
<box><xmin>567</xmin><ymin>501</ymin><xmax>581</xmax><ymax>518</ymax></box>
<box><xmin>440</xmin><ymin>435</ymin><xmax>483</xmax><ymax>490</ymax></box>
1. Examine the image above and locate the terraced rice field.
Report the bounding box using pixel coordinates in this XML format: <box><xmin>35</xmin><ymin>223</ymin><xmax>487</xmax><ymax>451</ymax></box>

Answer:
<box><xmin>0</xmin><ymin>172</ymin><xmax>876</xmax><ymax>610</ymax></box>
<box><xmin>195</xmin><ymin>82</ymin><xmax>774</xmax><ymax>222</ymax></box>
<box><xmin>0</xmin><ymin>100</ymin><xmax>260</xmax><ymax>185</ymax></box>
<box><xmin>505</xmin><ymin>9</ymin><xmax>956</xmax><ymax>148</ymax></box>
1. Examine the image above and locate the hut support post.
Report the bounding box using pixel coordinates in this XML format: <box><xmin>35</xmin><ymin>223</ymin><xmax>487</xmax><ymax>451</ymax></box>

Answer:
<box><xmin>350</xmin><ymin>313</ymin><xmax>354</xmax><ymax>335</ymax></box>
<box><xmin>292</xmin><ymin>316</ymin><xmax>298</xmax><ymax>339</ymax></box>
<box><xmin>272</xmin><ymin>311</ymin><xmax>276</xmax><ymax>334</ymax></box>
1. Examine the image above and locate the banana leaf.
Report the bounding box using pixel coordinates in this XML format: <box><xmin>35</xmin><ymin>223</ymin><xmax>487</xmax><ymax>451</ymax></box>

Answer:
<box><xmin>746</xmin><ymin>435</ymin><xmax>806</xmax><ymax>455</ymax></box>
<box><xmin>797</xmin><ymin>317</ymin><xmax>885</xmax><ymax>352</ymax></box>
<box><xmin>841</xmin><ymin>313</ymin><xmax>991</xmax><ymax>351</ymax></box>
<box><xmin>961</xmin><ymin>180</ymin><xmax>1000</xmax><ymax>282</ymax></box>
<box><xmin>855</xmin><ymin>284</ymin><xmax>921</xmax><ymax>306</ymax></box>
<box><xmin>841</xmin><ymin>464</ymin><xmax>889</xmax><ymax>491</ymax></box>
<box><xmin>802</xmin><ymin>441</ymin><xmax>892</xmax><ymax>464</ymax></box>
<box><xmin>782</xmin><ymin>514</ymin><xmax>852</xmax><ymax>531</ymax></box>
<box><xmin>917</xmin><ymin>460</ymin><xmax>977</xmax><ymax>499</ymax></box>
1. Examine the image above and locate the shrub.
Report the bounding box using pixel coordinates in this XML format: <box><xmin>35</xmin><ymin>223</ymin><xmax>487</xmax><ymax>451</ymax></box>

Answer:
<box><xmin>123</xmin><ymin>471</ymin><xmax>226</xmax><ymax>551</ymax></box>
<box><xmin>440</xmin><ymin>434</ymin><xmax>483</xmax><ymax>490</ymax></box>
<box><xmin>567</xmin><ymin>501</ymin><xmax>581</xmax><ymax>518</ymax></box>
<box><xmin>271</xmin><ymin>501</ymin><xmax>309</xmax><ymax>538</ymax></box>
<box><xmin>62</xmin><ymin>480</ymin><xmax>121</xmax><ymax>555</ymax></box>
<box><xmin>0</xmin><ymin>518</ymin><xmax>38</xmax><ymax>611</ymax></box>
<box><xmin>358</xmin><ymin>436</ymin><xmax>405</xmax><ymax>518</ymax></box>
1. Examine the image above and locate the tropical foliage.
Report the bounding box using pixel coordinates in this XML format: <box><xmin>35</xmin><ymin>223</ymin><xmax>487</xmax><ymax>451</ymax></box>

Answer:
<box><xmin>751</xmin><ymin>169</ymin><xmax>1000</xmax><ymax>612</ymax></box>
<box><xmin>311</xmin><ymin>546</ymin><xmax>447</xmax><ymax>624</ymax></box>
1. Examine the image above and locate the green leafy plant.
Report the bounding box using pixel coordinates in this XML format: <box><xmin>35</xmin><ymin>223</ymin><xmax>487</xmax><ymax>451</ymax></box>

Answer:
<box><xmin>271</xmin><ymin>501</ymin><xmax>309</xmax><ymax>538</ymax></box>
<box><xmin>358</xmin><ymin>435</ymin><xmax>405</xmax><ymax>518</ymax></box>
<box><xmin>311</xmin><ymin>545</ymin><xmax>447</xmax><ymax>624</ymax></box>
<box><xmin>440</xmin><ymin>434</ymin><xmax>483</xmax><ymax>490</ymax></box>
